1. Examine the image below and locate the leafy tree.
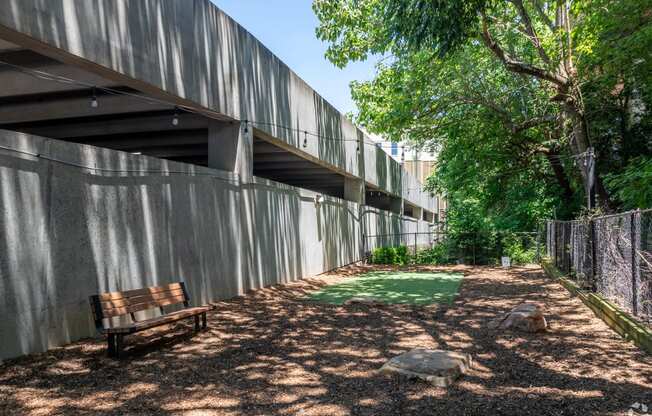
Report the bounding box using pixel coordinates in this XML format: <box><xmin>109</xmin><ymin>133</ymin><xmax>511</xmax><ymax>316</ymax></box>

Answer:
<box><xmin>314</xmin><ymin>0</ymin><xmax>652</xmax><ymax>216</ymax></box>
<box><xmin>605</xmin><ymin>157</ymin><xmax>652</xmax><ymax>210</ymax></box>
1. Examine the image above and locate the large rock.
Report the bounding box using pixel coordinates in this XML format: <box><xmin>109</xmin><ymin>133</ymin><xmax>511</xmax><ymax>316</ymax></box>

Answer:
<box><xmin>380</xmin><ymin>349</ymin><xmax>472</xmax><ymax>387</ymax></box>
<box><xmin>489</xmin><ymin>302</ymin><xmax>547</xmax><ymax>332</ymax></box>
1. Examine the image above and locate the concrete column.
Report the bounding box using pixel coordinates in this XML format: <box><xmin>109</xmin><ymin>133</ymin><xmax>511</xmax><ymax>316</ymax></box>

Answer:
<box><xmin>208</xmin><ymin>120</ymin><xmax>253</xmax><ymax>183</ymax></box>
<box><xmin>413</xmin><ymin>206</ymin><xmax>423</xmax><ymax>221</ymax></box>
<box><xmin>344</xmin><ymin>177</ymin><xmax>365</xmax><ymax>205</ymax></box>
<box><xmin>389</xmin><ymin>197</ymin><xmax>403</xmax><ymax>215</ymax></box>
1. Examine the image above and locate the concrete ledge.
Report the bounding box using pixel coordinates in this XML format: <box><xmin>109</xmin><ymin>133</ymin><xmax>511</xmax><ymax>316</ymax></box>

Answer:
<box><xmin>541</xmin><ymin>259</ymin><xmax>652</xmax><ymax>354</ymax></box>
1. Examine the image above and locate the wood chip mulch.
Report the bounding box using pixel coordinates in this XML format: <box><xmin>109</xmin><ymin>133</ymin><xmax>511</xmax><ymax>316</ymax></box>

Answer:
<box><xmin>0</xmin><ymin>265</ymin><xmax>650</xmax><ymax>415</ymax></box>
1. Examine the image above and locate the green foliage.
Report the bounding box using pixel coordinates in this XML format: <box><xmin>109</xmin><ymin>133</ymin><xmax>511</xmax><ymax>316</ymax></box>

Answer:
<box><xmin>413</xmin><ymin>243</ymin><xmax>452</xmax><ymax>265</ymax></box>
<box><xmin>370</xmin><ymin>245</ymin><xmax>409</xmax><ymax>265</ymax></box>
<box><xmin>313</xmin><ymin>0</ymin><xmax>492</xmax><ymax>67</ymax></box>
<box><xmin>502</xmin><ymin>235</ymin><xmax>537</xmax><ymax>265</ymax></box>
<box><xmin>605</xmin><ymin>157</ymin><xmax>652</xmax><ymax>210</ymax></box>
<box><xmin>315</xmin><ymin>0</ymin><xmax>652</xmax><ymax>225</ymax></box>
<box><xmin>394</xmin><ymin>245</ymin><xmax>409</xmax><ymax>264</ymax></box>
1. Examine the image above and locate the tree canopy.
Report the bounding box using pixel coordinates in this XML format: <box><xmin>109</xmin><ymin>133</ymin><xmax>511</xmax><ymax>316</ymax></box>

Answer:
<box><xmin>314</xmin><ymin>0</ymin><xmax>652</xmax><ymax>230</ymax></box>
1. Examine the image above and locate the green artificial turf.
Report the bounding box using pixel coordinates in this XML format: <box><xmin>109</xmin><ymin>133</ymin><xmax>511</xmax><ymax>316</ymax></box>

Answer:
<box><xmin>307</xmin><ymin>271</ymin><xmax>464</xmax><ymax>305</ymax></box>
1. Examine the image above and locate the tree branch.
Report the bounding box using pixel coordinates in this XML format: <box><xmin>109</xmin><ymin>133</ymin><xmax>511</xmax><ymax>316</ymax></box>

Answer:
<box><xmin>480</xmin><ymin>15</ymin><xmax>567</xmax><ymax>86</ymax></box>
<box><xmin>529</xmin><ymin>0</ymin><xmax>556</xmax><ymax>32</ymax></box>
<box><xmin>510</xmin><ymin>0</ymin><xmax>552</xmax><ymax>65</ymax></box>
<box><xmin>513</xmin><ymin>114</ymin><xmax>557</xmax><ymax>133</ymax></box>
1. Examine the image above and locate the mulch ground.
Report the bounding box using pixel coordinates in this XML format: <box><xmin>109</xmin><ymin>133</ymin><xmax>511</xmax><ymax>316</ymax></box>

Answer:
<box><xmin>0</xmin><ymin>265</ymin><xmax>650</xmax><ymax>415</ymax></box>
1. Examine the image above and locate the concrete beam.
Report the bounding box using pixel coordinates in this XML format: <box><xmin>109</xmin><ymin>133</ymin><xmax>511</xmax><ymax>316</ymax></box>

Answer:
<box><xmin>208</xmin><ymin>120</ymin><xmax>252</xmax><ymax>182</ymax></box>
<box><xmin>76</xmin><ymin>130</ymin><xmax>208</xmax><ymax>149</ymax></box>
<box><xmin>344</xmin><ymin>177</ymin><xmax>365</xmax><ymax>205</ymax></box>
<box><xmin>5</xmin><ymin>113</ymin><xmax>208</xmax><ymax>139</ymax></box>
<box><xmin>0</xmin><ymin>92</ymin><xmax>169</xmax><ymax>124</ymax></box>
<box><xmin>253</xmin><ymin>162</ymin><xmax>327</xmax><ymax>171</ymax></box>
<box><xmin>390</xmin><ymin>197</ymin><xmax>403</xmax><ymax>215</ymax></box>
<box><xmin>252</xmin><ymin>153</ymin><xmax>309</xmax><ymax>163</ymax></box>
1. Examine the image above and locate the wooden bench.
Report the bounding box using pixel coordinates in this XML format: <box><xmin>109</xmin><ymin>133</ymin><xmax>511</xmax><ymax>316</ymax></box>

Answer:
<box><xmin>89</xmin><ymin>282</ymin><xmax>213</xmax><ymax>358</ymax></box>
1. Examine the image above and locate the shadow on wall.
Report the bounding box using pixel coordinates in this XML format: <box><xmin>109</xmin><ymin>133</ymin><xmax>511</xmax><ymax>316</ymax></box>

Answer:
<box><xmin>3</xmin><ymin>0</ymin><xmax>375</xmax><ymax>178</ymax></box>
<box><xmin>0</xmin><ymin>131</ymin><xmax>368</xmax><ymax>360</ymax></box>
<box><xmin>0</xmin><ymin>132</ymin><xmax>243</xmax><ymax>360</ymax></box>
<box><xmin>5</xmin><ymin>0</ymin><xmax>295</xmax><ymax>141</ymax></box>
<box><xmin>314</xmin><ymin>92</ymin><xmax>345</xmax><ymax>170</ymax></box>
<box><xmin>248</xmin><ymin>180</ymin><xmax>303</xmax><ymax>289</ymax></box>
<box><xmin>320</xmin><ymin>199</ymin><xmax>361</xmax><ymax>272</ymax></box>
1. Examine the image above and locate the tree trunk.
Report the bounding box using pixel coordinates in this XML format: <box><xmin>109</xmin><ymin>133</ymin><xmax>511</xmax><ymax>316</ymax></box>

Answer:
<box><xmin>543</xmin><ymin>151</ymin><xmax>574</xmax><ymax>206</ymax></box>
<box><xmin>562</xmin><ymin>100</ymin><xmax>613</xmax><ymax>211</ymax></box>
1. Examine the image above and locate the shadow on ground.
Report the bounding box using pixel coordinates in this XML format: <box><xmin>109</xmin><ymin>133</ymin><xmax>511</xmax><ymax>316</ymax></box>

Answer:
<box><xmin>0</xmin><ymin>265</ymin><xmax>650</xmax><ymax>415</ymax></box>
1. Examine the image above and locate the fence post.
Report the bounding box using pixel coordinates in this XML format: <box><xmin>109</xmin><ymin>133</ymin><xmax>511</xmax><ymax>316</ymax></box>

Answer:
<box><xmin>590</xmin><ymin>218</ymin><xmax>597</xmax><ymax>291</ymax></box>
<box><xmin>414</xmin><ymin>232</ymin><xmax>418</xmax><ymax>258</ymax></box>
<box><xmin>535</xmin><ymin>227</ymin><xmax>540</xmax><ymax>262</ymax></box>
<box><xmin>631</xmin><ymin>210</ymin><xmax>640</xmax><ymax>316</ymax></box>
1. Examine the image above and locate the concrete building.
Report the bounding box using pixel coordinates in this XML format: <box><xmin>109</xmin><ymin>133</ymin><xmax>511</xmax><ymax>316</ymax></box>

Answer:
<box><xmin>373</xmin><ymin>137</ymin><xmax>447</xmax><ymax>223</ymax></box>
<box><xmin>0</xmin><ymin>0</ymin><xmax>438</xmax><ymax>360</ymax></box>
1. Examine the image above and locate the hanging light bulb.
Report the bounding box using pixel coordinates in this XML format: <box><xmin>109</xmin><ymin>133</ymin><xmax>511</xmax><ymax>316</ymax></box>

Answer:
<box><xmin>243</xmin><ymin>119</ymin><xmax>249</xmax><ymax>134</ymax></box>
<box><xmin>303</xmin><ymin>131</ymin><xmax>308</xmax><ymax>148</ymax></box>
<box><xmin>90</xmin><ymin>87</ymin><xmax>99</xmax><ymax>108</ymax></box>
<box><xmin>172</xmin><ymin>108</ymin><xmax>179</xmax><ymax>126</ymax></box>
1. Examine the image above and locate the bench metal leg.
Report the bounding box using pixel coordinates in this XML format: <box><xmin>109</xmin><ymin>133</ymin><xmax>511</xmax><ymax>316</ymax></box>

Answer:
<box><xmin>194</xmin><ymin>315</ymin><xmax>200</xmax><ymax>331</ymax></box>
<box><xmin>202</xmin><ymin>312</ymin><xmax>207</xmax><ymax>329</ymax></box>
<box><xmin>107</xmin><ymin>334</ymin><xmax>116</xmax><ymax>357</ymax></box>
<box><xmin>115</xmin><ymin>334</ymin><xmax>124</xmax><ymax>359</ymax></box>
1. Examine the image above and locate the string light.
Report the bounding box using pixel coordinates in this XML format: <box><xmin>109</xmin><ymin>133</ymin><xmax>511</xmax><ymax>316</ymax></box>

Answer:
<box><xmin>172</xmin><ymin>108</ymin><xmax>179</xmax><ymax>126</ymax></box>
<box><xmin>90</xmin><ymin>87</ymin><xmax>98</xmax><ymax>108</ymax></box>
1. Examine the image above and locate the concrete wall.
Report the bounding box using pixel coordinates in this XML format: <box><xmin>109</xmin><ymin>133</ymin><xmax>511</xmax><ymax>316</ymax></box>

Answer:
<box><xmin>0</xmin><ymin>0</ymin><xmax>362</xmax><ymax>178</ymax></box>
<box><xmin>0</xmin><ymin>130</ymin><xmax>366</xmax><ymax>360</ymax></box>
<box><xmin>0</xmin><ymin>0</ymin><xmax>441</xmax><ymax>359</ymax></box>
<box><xmin>0</xmin><ymin>0</ymin><xmax>437</xmax><ymax>207</ymax></box>
<box><xmin>363</xmin><ymin>207</ymin><xmax>434</xmax><ymax>251</ymax></box>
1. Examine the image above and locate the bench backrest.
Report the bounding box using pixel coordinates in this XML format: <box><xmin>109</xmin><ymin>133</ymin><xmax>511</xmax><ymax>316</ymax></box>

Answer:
<box><xmin>89</xmin><ymin>282</ymin><xmax>190</xmax><ymax>329</ymax></box>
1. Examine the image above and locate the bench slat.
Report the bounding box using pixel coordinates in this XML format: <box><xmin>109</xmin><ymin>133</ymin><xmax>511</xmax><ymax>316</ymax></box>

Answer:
<box><xmin>101</xmin><ymin>295</ymin><xmax>187</xmax><ymax>317</ymax></box>
<box><xmin>97</xmin><ymin>283</ymin><xmax>184</xmax><ymax>301</ymax></box>
<box><xmin>100</xmin><ymin>288</ymin><xmax>185</xmax><ymax>309</ymax></box>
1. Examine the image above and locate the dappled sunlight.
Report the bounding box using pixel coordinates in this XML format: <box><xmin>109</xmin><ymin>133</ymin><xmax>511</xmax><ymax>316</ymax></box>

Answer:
<box><xmin>1</xmin><ymin>264</ymin><xmax>650</xmax><ymax>415</ymax></box>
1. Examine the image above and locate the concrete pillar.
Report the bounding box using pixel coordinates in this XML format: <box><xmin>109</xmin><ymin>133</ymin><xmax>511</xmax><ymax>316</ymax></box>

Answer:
<box><xmin>390</xmin><ymin>197</ymin><xmax>403</xmax><ymax>215</ymax></box>
<box><xmin>413</xmin><ymin>206</ymin><xmax>423</xmax><ymax>221</ymax></box>
<box><xmin>208</xmin><ymin>120</ymin><xmax>253</xmax><ymax>183</ymax></box>
<box><xmin>344</xmin><ymin>177</ymin><xmax>365</xmax><ymax>205</ymax></box>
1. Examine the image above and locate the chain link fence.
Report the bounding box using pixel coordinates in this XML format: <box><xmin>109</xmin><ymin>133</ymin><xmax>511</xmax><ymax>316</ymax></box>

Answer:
<box><xmin>547</xmin><ymin>209</ymin><xmax>652</xmax><ymax>324</ymax></box>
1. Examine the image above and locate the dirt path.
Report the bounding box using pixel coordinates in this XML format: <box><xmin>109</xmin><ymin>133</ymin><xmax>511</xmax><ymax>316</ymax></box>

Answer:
<box><xmin>1</xmin><ymin>265</ymin><xmax>650</xmax><ymax>415</ymax></box>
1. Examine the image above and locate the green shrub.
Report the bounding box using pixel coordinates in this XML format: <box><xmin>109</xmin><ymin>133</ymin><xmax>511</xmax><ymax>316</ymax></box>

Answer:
<box><xmin>502</xmin><ymin>235</ymin><xmax>536</xmax><ymax>265</ymax></box>
<box><xmin>395</xmin><ymin>245</ymin><xmax>409</xmax><ymax>265</ymax></box>
<box><xmin>370</xmin><ymin>245</ymin><xmax>409</xmax><ymax>265</ymax></box>
<box><xmin>413</xmin><ymin>242</ymin><xmax>452</xmax><ymax>265</ymax></box>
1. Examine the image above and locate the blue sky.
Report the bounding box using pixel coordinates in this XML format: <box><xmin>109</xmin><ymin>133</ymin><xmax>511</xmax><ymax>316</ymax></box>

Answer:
<box><xmin>212</xmin><ymin>0</ymin><xmax>377</xmax><ymax>116</ymax></box>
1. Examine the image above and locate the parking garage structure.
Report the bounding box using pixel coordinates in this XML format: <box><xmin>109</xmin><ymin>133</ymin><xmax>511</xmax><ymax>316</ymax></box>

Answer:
<box><xmin>0</xmin><ymin>0</ymin><xmax>440</xmax><ymax>360</ymax></box>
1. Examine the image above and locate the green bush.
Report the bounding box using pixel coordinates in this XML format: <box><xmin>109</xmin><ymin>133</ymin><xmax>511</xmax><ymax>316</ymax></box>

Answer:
<box><xmin>370</xmin><ymin>246</ymin><xmax>409</xmax><ymax>265</ymax></box>
<box><xmin>502</xmin><ymin>235</ymin><xmax>536</xmax><ymax>265</ymax></box>
<box><xmin>395</xmin><ymin>245</ymin><xmax>409</xmax><ymax>264</ymax></box>
<box><xmin>413</xmin><ymin>243</ymin><xmax>451</xmax><ymax>265</ymax></box>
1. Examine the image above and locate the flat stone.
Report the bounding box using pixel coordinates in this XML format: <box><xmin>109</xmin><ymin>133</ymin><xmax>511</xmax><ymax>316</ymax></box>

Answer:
<box><xmin>380</xmin><ymin>349</ymin><xmax>472</xmax><ymax>387</ymax></box>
